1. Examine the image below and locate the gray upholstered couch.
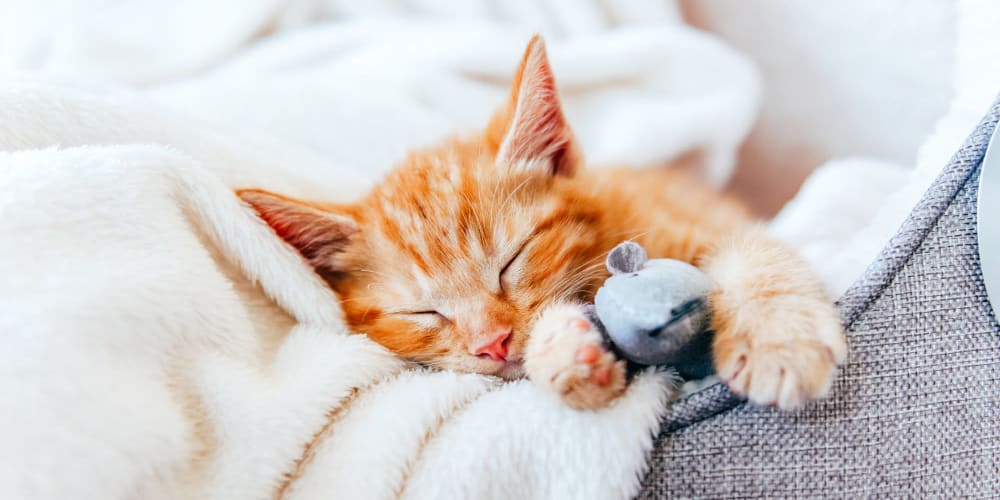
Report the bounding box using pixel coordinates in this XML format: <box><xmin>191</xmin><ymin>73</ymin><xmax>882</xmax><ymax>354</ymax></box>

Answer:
<box><xmin>639</xmin><ymin>100</ymin><xmax>1000</xmax><ymax>497</ymax></box>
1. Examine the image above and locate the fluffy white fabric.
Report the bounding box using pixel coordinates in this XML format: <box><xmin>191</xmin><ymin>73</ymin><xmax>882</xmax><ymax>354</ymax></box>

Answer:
<box><xmin>0</xmin><ymin>1</ymin><xmax>759</xmax><ymax>499</ymax></box>
<box><xmin>0</xmin><ymin>140</ymin><xmax>674</xmax><ymax>499</ymax></box>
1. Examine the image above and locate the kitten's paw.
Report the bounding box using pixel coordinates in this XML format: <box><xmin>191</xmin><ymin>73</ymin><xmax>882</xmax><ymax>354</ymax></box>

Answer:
<box><xmin>525</xmin><ymin>304</ymin><xmax>627</xmax><ymax>411</ymax></box>
<box><xmin>714</xmin><ymin>297</ymin><xmax>847</xmax><ymax>410</ymax></box>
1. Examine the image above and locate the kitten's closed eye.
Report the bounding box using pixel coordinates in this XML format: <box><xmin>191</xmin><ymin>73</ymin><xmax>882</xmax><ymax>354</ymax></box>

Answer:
<box><xmin>398</xmin><ymin>311</ymin><xmax>449</xmax><ymax>327</ymax></box>
<box><xmin>499</xmin><ymin>241</ymin><xmax>529</xmax><ymax>293</ymax></box>
<box><xmin>403</xmin><ymin>310</ymin><xmax>446</xmax><ymax>317</ymax></box>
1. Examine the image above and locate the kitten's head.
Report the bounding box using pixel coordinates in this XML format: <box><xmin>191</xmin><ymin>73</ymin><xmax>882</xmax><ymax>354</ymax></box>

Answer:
<box><xmin>240</xmin><ymin>36</ymin><xmax>608</xmax><ymax>378</ymax></box>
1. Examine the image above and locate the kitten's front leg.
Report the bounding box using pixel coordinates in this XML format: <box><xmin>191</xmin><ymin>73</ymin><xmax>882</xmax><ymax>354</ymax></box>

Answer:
<box><xmin>524</xmin><ymin>303</ymin><xmax>627</xmax><ymax>410</ymax></box>
<box><xmin>702</xmin><ymin>230</ymin><xmax>847</xmax><ymax>409</ymax></box>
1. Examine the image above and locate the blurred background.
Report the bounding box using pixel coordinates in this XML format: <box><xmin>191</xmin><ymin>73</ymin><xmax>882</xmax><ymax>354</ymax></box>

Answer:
<box><xmin>0</xmin><ymin>0</ymin><xmax>964</xmax><ymax>217</ymax></box>
<box><xmin>683</xmin><ymin>0</ymin><xmax>953</xmax><ymax>215</ymax></box>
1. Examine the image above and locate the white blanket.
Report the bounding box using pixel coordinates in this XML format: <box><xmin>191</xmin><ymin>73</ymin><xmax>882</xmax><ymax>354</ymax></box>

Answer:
<box><xmin>0</xmin><ymin>1</ymin><xmax>763</xmax><ymax>499</ymax></box>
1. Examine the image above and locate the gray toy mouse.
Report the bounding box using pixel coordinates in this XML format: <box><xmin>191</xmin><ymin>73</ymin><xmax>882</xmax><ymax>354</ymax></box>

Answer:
<box><xmin>586</xmin><ymin>241</ymin><xmax>717</xmax><ymax>380</ymax></box>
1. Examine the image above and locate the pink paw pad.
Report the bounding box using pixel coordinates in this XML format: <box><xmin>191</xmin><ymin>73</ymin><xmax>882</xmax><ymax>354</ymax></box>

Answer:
<box><xmin>575</xmin><ymin>344</ymin><xmax>602</xmax><ymax>364</ymax></box>
<box><xmin>591</xmin><ymin>365</ymin><xmax>612</xmax><ymax>386</ymax></box>
<box><xmin>574</xmin><ymin>344</ymin><xmax>613</xmax><ymax>387</ymax></box>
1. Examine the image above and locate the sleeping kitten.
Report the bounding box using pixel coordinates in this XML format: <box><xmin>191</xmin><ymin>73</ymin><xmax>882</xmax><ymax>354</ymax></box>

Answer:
<box><xmin>238</xmin><ymin>35</ymin><xmax>846</xmax><ymax>410</ymax></box>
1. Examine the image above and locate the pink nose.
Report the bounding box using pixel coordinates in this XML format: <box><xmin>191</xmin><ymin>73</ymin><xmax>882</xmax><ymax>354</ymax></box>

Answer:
<box><xmin>472</xmin><ymin>328</ymin><xmax>511</xmax><ymax>361</ymax></box>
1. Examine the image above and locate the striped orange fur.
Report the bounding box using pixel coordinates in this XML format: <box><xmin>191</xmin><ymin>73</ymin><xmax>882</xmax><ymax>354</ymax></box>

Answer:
<box><xmin>239</xmin><ymin>35</ymin><xmax>846</xmax><ymax>410</ymax></box>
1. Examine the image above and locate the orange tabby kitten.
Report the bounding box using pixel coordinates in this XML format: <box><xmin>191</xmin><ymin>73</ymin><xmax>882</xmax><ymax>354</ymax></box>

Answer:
<box><xmin>238</xmin><ymin>36</ymin><xmax>846</xmax><ymax>410</ymax></box>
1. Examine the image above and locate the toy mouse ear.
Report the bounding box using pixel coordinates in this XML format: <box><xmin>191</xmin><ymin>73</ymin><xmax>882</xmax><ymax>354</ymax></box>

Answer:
<box><xmin>606</xmin><ymin>241</ymin><xmax>648</xmax><ymax>275</ymax></box>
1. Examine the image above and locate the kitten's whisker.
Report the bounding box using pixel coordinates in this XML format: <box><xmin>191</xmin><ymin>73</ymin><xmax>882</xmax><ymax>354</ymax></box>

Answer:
<box><xmin>544</xmin><ymin>261</ymin><xmax>607</xmax><ymax>304</ymax></box>
<box><xmin>576</xmin><ymin>253</ymin><xmax>610</xmax><ymax>271</ymax></box>
<box><xmin>500</xmin><ymin>177</ymin><xmax>534</xmax><ymax>213</ymax></box>
<box><xmin>336</xmin><ymin>296</ymin><xmax>371</xmax><ymax>305</ymax></box>
<box><xmin>462</xmin><ymin>188</ymin><xmax>493</xmax><ymax>244</ymax></box>
<box><xmin>355</xmin><ymin>267</ymin><xmax>394</xmax><ymax>280</ymax></box>
<box><xmin>614</xmin><ymin>227</ymin><xmax>658</xmax><ymax>242</ymax></box>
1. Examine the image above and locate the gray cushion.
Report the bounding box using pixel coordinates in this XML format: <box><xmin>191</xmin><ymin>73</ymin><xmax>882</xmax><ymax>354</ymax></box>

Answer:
<box><xmin>639</xmin><ymin>99</ymin><xmax>1000</xmax><ymax>498</ymax></box>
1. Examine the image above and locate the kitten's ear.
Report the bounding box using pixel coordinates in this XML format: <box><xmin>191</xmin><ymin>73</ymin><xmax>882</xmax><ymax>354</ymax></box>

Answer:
<box><xmin>237</xmin><ymin>189</ymin><xmax>359</xmax><ymax>271</ymax></box>
<box><xmin>486</xmin><ymin>34</ymin><xmax>581</xmax><ymax>177</ymax></box>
